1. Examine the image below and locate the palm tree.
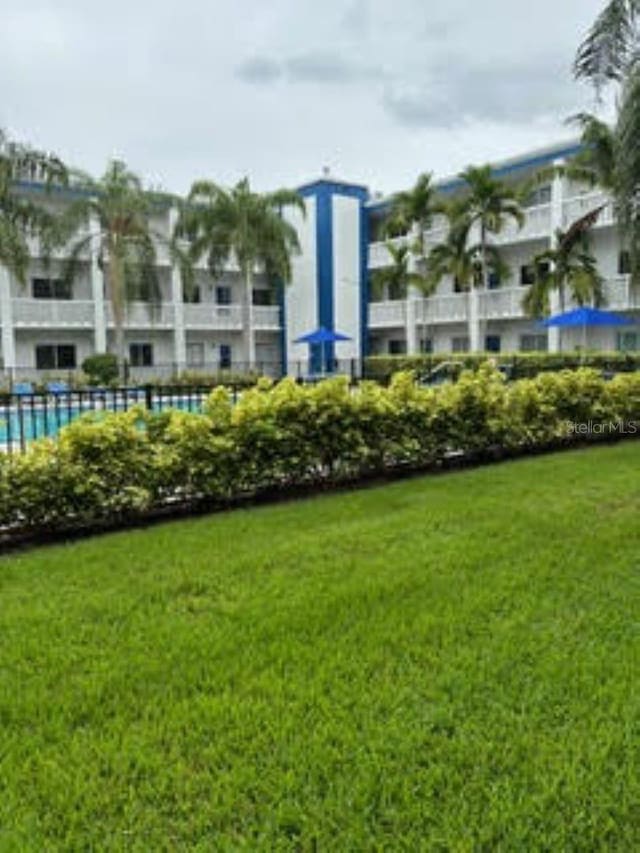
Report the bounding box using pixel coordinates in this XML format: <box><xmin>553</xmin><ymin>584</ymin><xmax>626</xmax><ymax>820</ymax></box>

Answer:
<box><xmin>57</xmin><ymin>160</ymin><xmax>191</xmax><ymax>373</ymax></box>
<box><xmin>574</xmin><ymin>1</ymin><xmax>640</xmax><ymax>277</ymax></box>
<box><xmin>523</xmin><ymin>208</ymin><xmax>605</xmax><ymax>319</ymax></box>
<box><xmin>177</xmin><ymin>177</ymin><xmax>304</xmax><ymax>369</ymax></box>
<box><xmin>370</xmin><ymin>242</ymin><xmax>424</xmax><ymax>301</ymax></box>
<box><xmin>457</xmin><ymin>165</ymin><xmax>524</xmax><ymax>292</ymax></box>
<box><xmin>424</xmin><ymin>201</ymin><xmax>510</xmax><ymax>347</ymax></box>
<box><xmin>0</xmin><ymin>129</ymin><xmax>67</xmax><ymax>285</ymax></box>
<box><xmin>384</xmin><ymin>172</ymin><xmax>441</xmax><ymax>255</ymax></box>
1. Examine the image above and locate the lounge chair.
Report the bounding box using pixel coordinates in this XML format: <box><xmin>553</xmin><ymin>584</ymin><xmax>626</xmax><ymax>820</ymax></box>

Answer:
<box><xmin>46</xmin><ymin>381</ymin><xmax>70</xmax><ymax>395</ymax></box>
<box><xmin>12</xmin><ymin>382</ymin><xmax>34</xmax><ymax>396</ymax></box>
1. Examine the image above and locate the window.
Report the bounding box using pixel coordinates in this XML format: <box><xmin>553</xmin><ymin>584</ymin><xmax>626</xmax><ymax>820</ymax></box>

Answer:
<box><xmin>451</xmin><ymin>336</ymin><xmax>470</xmax><ymax>353</ymax></box>
<box><xmin>523</xmin><ymin>185</ymin><xmax>552</xmax><ymax>208</ymax></box>
<box><xmin>183</xmin><ymin>285</ymin><xmax>201</xmax><ymax>304</ymax></box>
<box><xmin>487</xmin><ymin>271</ymin><xmax>501</xmax><ymax>290</ymax></box>
<box><xmin>520</xmin><ymin>334</ymin><xmax>548</xmax><ymax>352</ymax></box>
<box><xmin>35</xmin><ymin>344</ymin><xmax>77</xmax><ymax>370</ymax></box>
<box><xmin>520</xmin><ymin>265</ymin><xmax>535</xmax><ymax>286</ymax></box>
<box><xmin>485</xmin><ymin>335</ymin><xmax>501</xmax><ymax>353</ymax></box>
<box><xmin>618</xmin><ymin>251</ymin><xmax>631</xmax><ymax>276</ymax></box>
<box><xmin>216</xmin><ymin>286</ymin><xmax>232</xmax><ymax>305</ymax></box>
<box><xmin>32</xmin><ymin>278</ymin><xmax>72</xmax><ymax>300</ymax></box>
<box><xmin>520</xmin><ymin>262</ymin><xmax>549</xmax><ymax>286</ymax></box>
<box><xmin>618</xmin><ymin>331</ymin><xmax>639</xmax><ymax>352</ymax></box>
<box><xmin>388</xmin><ymin>281</ymin><xmax>406</xmax><ymax>301</ymax></box>
<box><xmin>388</xmin><ymin>339</ymin><xmax>407</xmax><ymax>355</ymax></box>
<box><xmin>252</xmin><ymin>289</ymin><xmax>272</xmax><ymax>306</ymax></box>
<box><xmin>453</xmin><ymin>276</ymin><xmax>465</xmax><ymax>294</ymax></box>
<box><xmin>219</xmin><ymin>344</ymin><xmax>232</xmax><ymax>369</ymax></box>
<box><xmin>420</xmin><ymin>338</ymin><xmax>433</xmax><ymax>354</ymax></box>
<box><xmin>186</xmin><ymin>342</ymin><xmax>204</xmax><ymax>367</ymax></box>
<box><xmin>129</xmin><ymin>343</ymin><xmax>153</xmax><ymax>367</ymax></box>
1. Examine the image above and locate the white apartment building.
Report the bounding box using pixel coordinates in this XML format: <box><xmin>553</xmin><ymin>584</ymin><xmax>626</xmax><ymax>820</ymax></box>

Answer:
<box><xmin>1</xmin><ymin>139</ymin><xmax>638</xmax><ymax>382</ymax></box>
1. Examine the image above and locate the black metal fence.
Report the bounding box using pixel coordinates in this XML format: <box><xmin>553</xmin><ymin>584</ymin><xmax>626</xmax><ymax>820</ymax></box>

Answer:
<box><xmin>0</xmin><ymin>385</ymin><xmax>241</xmax><ymax>454</ymax></box>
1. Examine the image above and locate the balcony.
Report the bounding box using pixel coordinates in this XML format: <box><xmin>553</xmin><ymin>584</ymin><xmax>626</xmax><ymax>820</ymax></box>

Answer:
<box><xmin>106</xmin><ymin>302</ymin><xmax>175</xmax><ymax>328</ymax></box>
<box><xmin>602</xmin><ymin>275</ymin><xmax>640</xmax><ymax>311</ymax></box>
<box><xmin>368</xmin><ymin>300</ymin><xmax>407</xmax><ymax>328</ymax></box>
<box><xmin>183</xmin><ymin>303</ymin><xmax>243</xmax><ymax>330</ymax></box>
<box><xmin>480</xmin><ymin>287</ymin><xmax>527</xmax><ymax>320</ymax></box>
<box><xmin>12</xmin><ymin>299</ymin><xmax>95</xmax><ymax>328</ymax></box>
<box><xmin>368</xmin><ymin>236</ymin><xmax>407</xmax><ymax>270</ymax></box>
<box><xmin>562</xmin><ymin>193</ymin><xmax>615</xmax><ymax>228</ymax></box>
<box><xmin>419</xmin><ymin>293</ymin><xmax>469</xmax><ymax>324</ymax></box>
<box><xmin>252</xmin><ymin>306</ymin><xmax>281</xmax><ymax>329</ymax></box>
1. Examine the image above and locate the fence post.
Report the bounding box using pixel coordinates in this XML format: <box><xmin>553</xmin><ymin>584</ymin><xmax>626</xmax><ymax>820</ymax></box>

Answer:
<box><xmin>144</xmin><ymin>384</ymin><xmax>153</xmax><ymax>411</ymax></box>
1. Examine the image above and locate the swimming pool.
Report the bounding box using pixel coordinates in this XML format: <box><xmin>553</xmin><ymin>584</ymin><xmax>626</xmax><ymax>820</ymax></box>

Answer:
<box><xmin>0</xmin><ymin>393</ymin><xmax>207</xmax><ymax>449</ymax></box>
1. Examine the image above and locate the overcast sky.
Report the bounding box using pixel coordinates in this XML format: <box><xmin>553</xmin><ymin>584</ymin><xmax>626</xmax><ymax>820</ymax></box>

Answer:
<box><xmin>0</xmin><ymin>0</ymin><xmax>612</xmax><ymax>197</ymax></box>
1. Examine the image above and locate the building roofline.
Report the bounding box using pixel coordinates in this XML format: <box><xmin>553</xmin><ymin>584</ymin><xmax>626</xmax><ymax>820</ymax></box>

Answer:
<box><xmin>366</xmin><ymin>138</ymin><xmax>583</xmax><ymax>213</ymax></box>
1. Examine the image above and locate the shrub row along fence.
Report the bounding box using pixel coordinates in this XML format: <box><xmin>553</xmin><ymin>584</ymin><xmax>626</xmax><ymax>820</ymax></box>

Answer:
<box><xmin>0</xmin><ymin>366</ymin><xmax>638</xmax><ymax>544</ymax></box>
<box><xmin>364</xmin><ymin>352</ymin><xmax>640</xmax><ymax>383</ymax></box>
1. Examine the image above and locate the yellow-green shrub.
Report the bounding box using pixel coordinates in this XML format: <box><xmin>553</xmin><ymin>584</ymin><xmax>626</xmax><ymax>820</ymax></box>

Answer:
<box><xmin>1</xmin><ymin>368</ymin><xmax>638</xmax><ymax>538</ymax></box>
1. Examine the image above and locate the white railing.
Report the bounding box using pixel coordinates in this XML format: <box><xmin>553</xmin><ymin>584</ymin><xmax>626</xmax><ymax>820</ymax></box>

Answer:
<box><xmin>368</xmin><ymin>236</ymin><xmax>407</xmax><ymax>269</ymax></box>
<box><xmin>420</xmin><ymin>293</ymin><xmax>469</xmax><ymax>324</ymax></box>
<box><xmin>501</xmin><ymin>203</ymin><xmax>551</xmax><ymax>242</ymax></box>
<box><xmin>183</xmin><ymin>303</ymin><xmax>243</xmax><ymax>329</ymax></box>
<box><xmin>12</xmin><ymin>299</ymin><xmax>95</xmax><ymax>327</ymax></box>
<box><xmin>368</xmin><ymin>300</ymin><xmax>407</xmax><ymax>327</ymax></box>
<box><xmin>602</xmin><ymin>275</ymin><xmax>640</xmax><ymax>311</ymax></box>
<box><xmin>480</xmin><ymin>287</ymin><xmax>527</xmax><ymax>320</ymax></box>
<box><xmin>106</xmin><ymin>302</ymin><xmax>175</xmax><ymax>327</ymax></box>
<box><xmin>252</xmin><ymin>306</ymin><xmax>281</xmax><ymax>329</ymax></box>
<box><xmin>562</xmin><ymin>193</ymin><xmax>615</xmax><ymax>228</ymax></box>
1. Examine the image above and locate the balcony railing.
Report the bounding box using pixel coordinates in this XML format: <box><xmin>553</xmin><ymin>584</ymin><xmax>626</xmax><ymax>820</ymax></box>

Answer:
<box><xmin>106</xmin><ymin>302</ymin><xmax>175</xmax><ymax>328</ymax></box>
<box><xmin>368</xmin><ymin>236</ymin><xmax>407</xmax><ymax>270</ymax></box>
<box><xmin>252</xmin><ymin>306</ymin><xmax>281</xmax><ymax>329</ymax></box>
<box><xmin>480</xmin><ymin>287</ymin><xmax>527</xmax><ymax>320</ymax></box>
<box><xmin>368</xmin><ymin>300</ymin><xmax>407</xmax><ymax>327</ymax></box>
<box><xmin>563</xmin><ymin>193</ymin><xmax>615</xmax><ymax>228</ymax></box>
<box><xmin>602</xmin><ymin>275</ymin><xmax>640</xmax><ymax>311</ymax></box>
<box><xmin>420</xmin><ymin>293</ymin><xmax>469</xmax><ymax>324</ymax></box>
<box><xmin>183</xmin><ymin>303</ymin><xmax>243</xmax><ymax>330</ymax></box>
<box><xmin>11</xmin><ymin>299</ymin><xmax>95</xmax><ymax>327</ymax></box>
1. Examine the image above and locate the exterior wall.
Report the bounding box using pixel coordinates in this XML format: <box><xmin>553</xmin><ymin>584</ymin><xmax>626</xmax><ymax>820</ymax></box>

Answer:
<box><xmin>3</xmin><ymin>141</ymin><xmax>640</xmax><ymax>382</ymax></box>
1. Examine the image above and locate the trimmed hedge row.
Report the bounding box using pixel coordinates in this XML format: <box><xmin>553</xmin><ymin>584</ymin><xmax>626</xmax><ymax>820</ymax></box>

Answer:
<box><xmin>1</xmin><ymin>366</ymin><xmax>639</xmax><ymax>540</ymax></box>
<box><xmin>364</xmin><ymin>352</ymin><xmax>640</xmax><ymax>383</ymax></box>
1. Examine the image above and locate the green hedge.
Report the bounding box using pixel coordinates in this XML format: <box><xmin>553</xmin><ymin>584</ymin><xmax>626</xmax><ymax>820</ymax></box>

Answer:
<box><xmin>1</xmin><ymin>366</ymin><xmax>639</xmax><ymax>540</ymax></box>
<box><xmin>364</xmin><ymin>352</ymin><xmax>640</xmax><ymax>383</ymax></box>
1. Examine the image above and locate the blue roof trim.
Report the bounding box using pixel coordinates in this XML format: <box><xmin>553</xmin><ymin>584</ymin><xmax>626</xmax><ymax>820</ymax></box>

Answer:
<box><xmin>366</xmin><ymin>143</ymin><xmax>585</xmax><ymax>214</ymax></box>
<box><xmin>299</xmin><ymin>179</ymin><xmax>369</xmax><ymax>200</ymax></box>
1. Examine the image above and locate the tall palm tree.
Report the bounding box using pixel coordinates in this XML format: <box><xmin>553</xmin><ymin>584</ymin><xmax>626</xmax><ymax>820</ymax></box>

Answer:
<box><xmin>0</xmin><ymin>129</ymin><xmax>67</xmax><ymax>285</ymax></box>
<box><xmin>457</xmin><ymin>165</ymin><xmax>524</xmax><ymax>292</ymax></box>
<box><xmin>574</xmin><ymin>1</ymin><xmax>640</xmax><ymax>277</ymax></box>
<box><xmin>424</xmin><ymin>202</ymin><xmax>510</xmax><ymax>347</ymax></box>
<box><xmin>523</xmin><ymin>208</ymin><xmax>605</xmax><ymax>318</ymax></box>
<box><xmin>384</xmin><ymin>172</ymin><xmax>442</xmax><ymax>255</ymax></box>
<box><xmin>57</xmin><ymin>160</ymin><xmax>191</xmax><ymax>372</ymax></box>
<box><xmin>177</xmin><ymin>177</ymin><xmax>305</xmax><ymax>368</ymax></box>
<box><xmin>369</xmin><ymin>242</ymin><xmax>424</xmax><ymax>301</ymax></box>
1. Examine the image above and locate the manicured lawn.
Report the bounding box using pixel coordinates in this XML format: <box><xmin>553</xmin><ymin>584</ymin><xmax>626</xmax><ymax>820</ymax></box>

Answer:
<box><xmin>1</xmin><ymin>443</ymin><xmax>639</xmax><ymax>850</ymax></box>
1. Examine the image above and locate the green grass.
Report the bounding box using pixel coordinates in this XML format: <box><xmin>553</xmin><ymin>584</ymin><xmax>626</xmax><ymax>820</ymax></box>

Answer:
<box><xmin>1</xmin><ymin>443</ymin><xmax>639</xmax><ymax>850</ymax></box>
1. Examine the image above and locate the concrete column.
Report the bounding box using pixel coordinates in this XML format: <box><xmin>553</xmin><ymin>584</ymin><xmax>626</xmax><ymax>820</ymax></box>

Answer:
<box><xmin>89</xmin><ymin>214</ymin><xmax>107</xmax><ymax>354</ymax></box>
<box><xmin>406</xmin><ymin>223</ymin><xmax>420</xmax><ymax>354</ymax></box>
<box><xmin>467</xmin><ymin>221</ymin><xmax>482</xmax><ymax>351</ymax></box>
<box><xmin>548</xmin><ymin>159</ymin><xmax>565</xmax><ymax>353</ymax></box>
<box><xmin>168</xmin><ymin>207</ymin><xmax>186</xmax><ymax>372</ymax></box>
<box><xmin>468</xmin><ymin>288</ymin><xmax>481</xmax><ymax>352</ymax></box>
<box><xmin>0</xmin><ymin>266</ymin><xmax>16</xmax><ymax>371</ymax></box>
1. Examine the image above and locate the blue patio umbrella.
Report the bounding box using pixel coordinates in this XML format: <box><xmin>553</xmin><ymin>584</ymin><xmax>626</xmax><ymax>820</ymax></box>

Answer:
<box><xmin>539</xmin><ymin>306</ymin><xmax>635</xmax><ymax>357</ymax></box>
<box><xmin>294</xmin><ymin>326</ymin><xmax>352</xmax><ymax>375</ymax></box>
